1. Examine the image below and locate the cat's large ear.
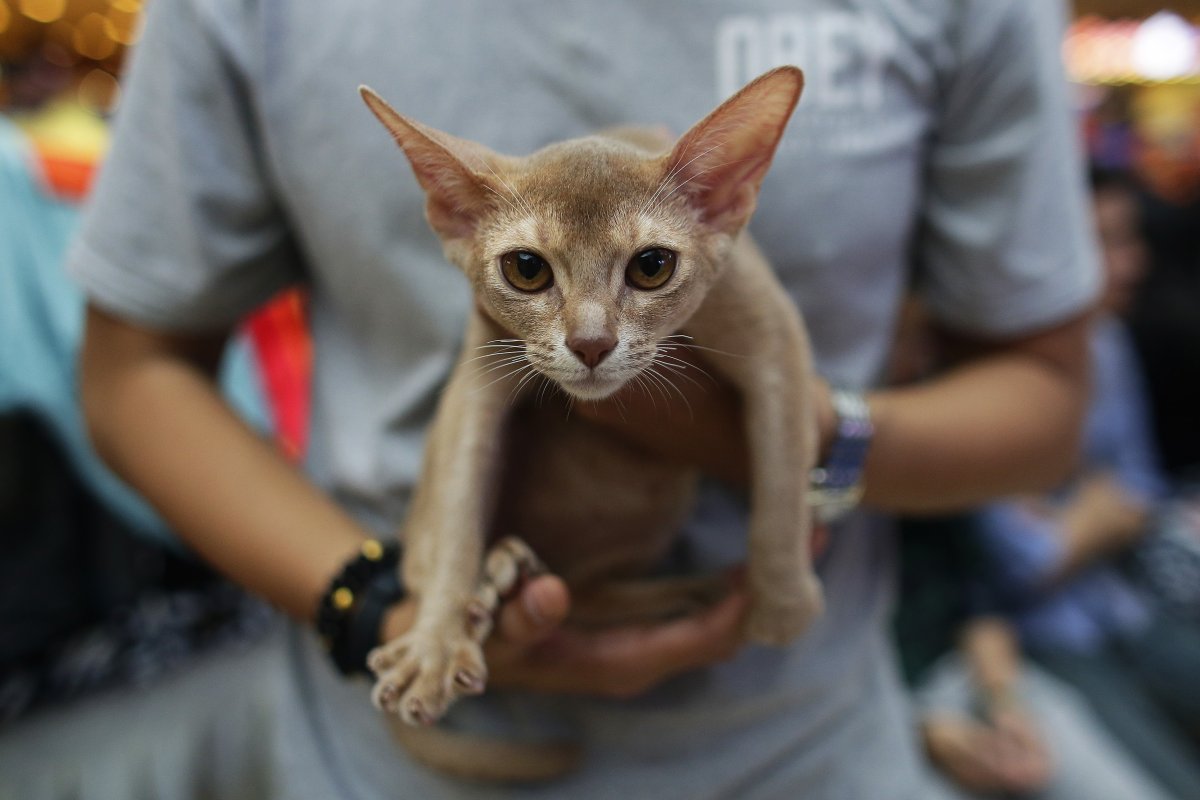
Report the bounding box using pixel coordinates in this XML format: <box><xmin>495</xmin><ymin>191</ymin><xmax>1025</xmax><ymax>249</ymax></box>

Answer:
<box><xmin>360</xmin><ymin>86</ymin><xmax>499</xmax><ymax>239</ymax></box>
<box><xmin>663</xmin><ymin>66</ymin><xmax>804</xmax><ymax>235</ymax></box>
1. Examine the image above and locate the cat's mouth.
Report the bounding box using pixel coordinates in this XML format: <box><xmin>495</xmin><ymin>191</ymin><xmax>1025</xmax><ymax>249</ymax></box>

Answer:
<box><xmin>556</xmin><ymin>372</ymin><xmax>626</xmax><ymax>401</ymax></box>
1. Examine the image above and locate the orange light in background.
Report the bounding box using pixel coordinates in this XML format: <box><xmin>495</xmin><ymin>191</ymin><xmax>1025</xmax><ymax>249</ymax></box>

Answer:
<box><xmin>110</xmin><ymin>0</ymin><xmax>140</xmax><ymax>12</ymax></box>
<box><xmin>104</xmin><ymin>4</ymin><xmax>139</xmax><ymax>46</ymax></box>
<box><xmin>0</xmin><ymin>2</ymin><xmax>11</xmax><ymax>35</ymax></box>
<box><xmin>77</xmin><ymin>66</ymin><xmax>118</xmax><ymax>112</ymax></box>
<box><xmin>72</xmin><ymin>11</ymin><xmax>116</xmax><ymax>61</ymax></box>
<box><xmin>18</xmin><ymin>0</ymin><xmax>66</xmax><ymax>24</ymax></box>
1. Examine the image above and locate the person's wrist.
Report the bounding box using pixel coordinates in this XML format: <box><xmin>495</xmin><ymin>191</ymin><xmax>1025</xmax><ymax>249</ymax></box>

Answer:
<box><xmin>381</xmin><ymin>597</ymin><xmax>417</xmax><ymax>643</ymax></box>
<box><xmin>316</xmin><ymin>538</ymin><xmax>406</xmax><ymax>675</ymax></box>
<box><xmin>809</xmin><ymin>387</ymin><xmax>874</xmax><ymax>522</ymax></box>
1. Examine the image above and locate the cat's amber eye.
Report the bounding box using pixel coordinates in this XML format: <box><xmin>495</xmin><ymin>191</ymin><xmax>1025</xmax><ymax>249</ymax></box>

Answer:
<box><xmin>500</xmin><ymin>250</ymin><xmax>553</xmax><ymax>292</ymax></box>
<box><xmin>626</xmin><ymin>248</ymin><xmax>677</xmax><ymax>290</ymax></box>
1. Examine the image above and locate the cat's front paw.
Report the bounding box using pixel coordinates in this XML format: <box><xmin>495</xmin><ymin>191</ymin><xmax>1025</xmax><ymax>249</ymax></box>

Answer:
<box><xmin>745</xmin><ymin>574</ymin><xmax>824</xmax><ymax>646</ymax></box>
<box><xmin>369</xmin><ymin>630</ymin><xmax>486</xmax><ymax>726</ymax></box>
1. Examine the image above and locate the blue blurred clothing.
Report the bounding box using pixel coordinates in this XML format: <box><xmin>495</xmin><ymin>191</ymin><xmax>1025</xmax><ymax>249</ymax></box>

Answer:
<box><xmin>0</xmin><ymin>117</ymin><xmax>268</xmax><ymax>545</ymax></box>
<box><xmin>975</xmin><ymin>316</ymin><xmax>1165</xmax><ymax>653</ymax></box>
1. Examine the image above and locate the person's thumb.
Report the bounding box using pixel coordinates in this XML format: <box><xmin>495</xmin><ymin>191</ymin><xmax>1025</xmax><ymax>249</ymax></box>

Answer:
<box><xmin>496</xmin><ymin>574</ymin><xmax>570</xmax><ymax>644</ymax></box>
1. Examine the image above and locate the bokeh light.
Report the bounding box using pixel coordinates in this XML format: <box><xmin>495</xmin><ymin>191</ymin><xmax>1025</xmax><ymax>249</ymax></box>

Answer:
<box><xmin>18</xmin><ymin>0</ymin><xmax>66</xmax><ymax>25</ymax></box>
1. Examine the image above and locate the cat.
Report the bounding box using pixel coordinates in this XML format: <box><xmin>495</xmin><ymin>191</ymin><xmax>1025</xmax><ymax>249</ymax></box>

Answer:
<box><xmin>359</xmin><ymin>66</ymin><xmax>822</xmax><ymax>781</ymax></box>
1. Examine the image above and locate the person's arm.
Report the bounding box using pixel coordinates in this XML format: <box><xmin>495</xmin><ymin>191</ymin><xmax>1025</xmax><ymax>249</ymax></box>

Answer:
<box><xmin>80</xmin><ymin>305</ymin><xmax>371</xmax><ymax>622</ymax></box>
<box><xmin>919</xmin><ymin>617</ymin><xmax>1051</xmax><ymax>795</ymax></box>
<box><xmin>1045</xmin><ymin>471</ymin><xmax>1149</xmax><ymax>583</ymax></box>
<box><xmin>79</xmin><ymin>304</ymin><xmax>750</xmax><ymax>691</ymax></box>
<box><xmin>959</xmin><ymin>617</ymin><xmax>1022</xmax><ymax>711</ymax></box>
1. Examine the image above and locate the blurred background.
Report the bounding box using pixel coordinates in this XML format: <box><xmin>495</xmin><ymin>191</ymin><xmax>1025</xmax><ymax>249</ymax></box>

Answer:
<box><xmin>1</xmin><ymin>0</ymin><xmax>1198</xmax><ymax>797</ymax></box>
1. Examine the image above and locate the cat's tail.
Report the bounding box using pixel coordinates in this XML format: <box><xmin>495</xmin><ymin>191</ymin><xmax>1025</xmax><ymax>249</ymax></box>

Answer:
<box><xmin>387</xmin><ymin>717</ymin><xmax>583</xmax><ymax>783</ymax></box>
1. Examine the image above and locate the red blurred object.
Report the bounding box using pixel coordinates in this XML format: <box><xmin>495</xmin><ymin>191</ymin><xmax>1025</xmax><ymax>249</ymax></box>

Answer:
<box><xmin>243</xmin><ymin>289</ymin><xmax>312</xmax><ymax>462</ymax></box>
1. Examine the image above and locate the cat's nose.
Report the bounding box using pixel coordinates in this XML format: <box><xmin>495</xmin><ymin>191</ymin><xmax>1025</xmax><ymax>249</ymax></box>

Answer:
<box><xmin>567</xmin><ymin>333</ymin><xmax>617</xmax><ymax>369</ymax></box>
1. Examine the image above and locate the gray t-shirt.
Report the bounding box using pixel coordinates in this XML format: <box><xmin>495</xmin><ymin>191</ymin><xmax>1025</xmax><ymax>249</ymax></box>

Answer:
<box><xmin>70</xmin><ymin>1</ymin><xmax>1098</xmax><ymax>797</ymax></box>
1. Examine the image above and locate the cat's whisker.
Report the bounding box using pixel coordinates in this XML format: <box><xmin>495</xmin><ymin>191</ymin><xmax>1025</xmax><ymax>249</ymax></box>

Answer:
<box><xmin>649</xmin><ymin>157</ymin><xmax>748</xmax><ymax>216</ymax></box>
<box><xmin>471</xmin><ymin>362</ymin><xmax>535</xmax><ymax>395</ymax></box>
<box><xmin>608</xmin><ymin>390</ymin><xmax>629</xmax><ymax>424</ymax></box>
<box><xmin>646</xmin><ymin>364</ymin><xmax>694</xmax><ymax>421</ymax></box>
<box><xmin>661</xmin><ymin>341</ymin><xmax>748</xmax><ymax>360</ymax></box>
<box><xmin>534</xmin><ymin>374</ymin><xmax>554</xmax><ymax>408</ymax></box>
<box><xmin>464</xmin><ymin>348</ymin><xmax>525</xmax><ymax>365</ymax></box>
<box><xmin>629</xmin><ymin>373</ymin><xmax>658</xmax><ymax>411</ymax></box>
<box><xmin>652</xmin><ymin>357</ymin><xmax>711</xmax><ymax>393</ymax></box>
<box><xmin>481</xmin><ymin>183</ymin><xmax>521</xmax><ymax>216</ymax></box>
<box><xmin>641</xmin><ymin>141</ymin><xmax>726</xmax><ymax>218</ymax></box>
<box><xmin>508</xmin><ymin>365</ymin><xmax>543</xmax><ymax>406</ymax></box>
<box><xmin>473</xmin><ymin>158</ymin><xmax>537</xmax><ymax>220</ymax></box>
<box><xmin>639</xmin><ymin>367</ymin><xmax>675</xmax><ymax>413</ymax></box>
<box><xmin>654</xmin><ymin>349</ymin><xmax>717</xmax><ymax>382</ymax></box>
<box><xmin>473</xmin><ymin>356</ymin><xmax>532</xmax><ymax>381</ymax></box>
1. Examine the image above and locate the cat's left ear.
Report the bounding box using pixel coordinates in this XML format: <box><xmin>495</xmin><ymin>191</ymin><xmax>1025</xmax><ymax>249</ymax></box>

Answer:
<box><xmin>663</xmin><ymin>66</ymin><xmax>804</xmax><ymax>235</ymax></box>
<box><xmin>360</xmin><ymin>86</ymin><xmax>499</xmax><ymax>239</ymax></box>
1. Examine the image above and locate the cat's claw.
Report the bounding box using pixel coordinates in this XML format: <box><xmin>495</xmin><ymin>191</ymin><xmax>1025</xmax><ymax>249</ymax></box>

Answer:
<box><xmin>370</xmin><ymin>631</ymin><xmax>487</xmax><ymax>726</ymax></box>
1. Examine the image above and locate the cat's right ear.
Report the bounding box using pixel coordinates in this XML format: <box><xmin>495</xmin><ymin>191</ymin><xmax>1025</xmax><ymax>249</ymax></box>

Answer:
<box><xmin>661</xmin><ymin>67</ymin><xmax>804</xmax><ymax>236</ymax></box>
<box><xmin>360</xmin><ymin>86</ymin><xmax>497</xmax><ymax>239</ymax></box>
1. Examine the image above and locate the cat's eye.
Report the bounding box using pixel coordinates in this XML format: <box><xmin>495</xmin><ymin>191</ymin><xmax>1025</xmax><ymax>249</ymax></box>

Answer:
<box><xmin>500</xmin><ymin>250</ymin><xmax>553</xmax><ymax>292</ymax></box>
<box><xmin>626</xmin><ymin>248</ymin><xmax>677</xmax><ymax>290</ymax></box>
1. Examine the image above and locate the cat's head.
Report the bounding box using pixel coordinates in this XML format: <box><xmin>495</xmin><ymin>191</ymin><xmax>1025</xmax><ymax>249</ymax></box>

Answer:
<box><xmin>362</xmin><ymin>67</ymin><xmax>803</xmax><ymax>400</ymax></box>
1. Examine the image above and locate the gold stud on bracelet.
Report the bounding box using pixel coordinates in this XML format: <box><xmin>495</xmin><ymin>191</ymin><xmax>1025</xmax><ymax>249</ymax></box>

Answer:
<box><xmin>361</xmin><ymin>539</ymin><xmax>384</xmax><ymax>561</ymax></box>
<box><xmin>332</xmin><ymin>587</ymin><xmax>355</xmax><ymax>611</ymax></box>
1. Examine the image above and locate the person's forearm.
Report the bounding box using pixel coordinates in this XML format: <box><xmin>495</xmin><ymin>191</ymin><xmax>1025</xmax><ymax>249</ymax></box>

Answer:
<box><xmin>961</xmin><ymin>617</ymin><xmax>1022</xmax><ymax>702</ymax></box>
<box><xmin>1047</xmin><ymin>474</ymin><xmax>1148</xmax><ymax>583</ymax></box>
<box><xmin>865</xmin><ymin>348</ymin><xmax>1086</xmax><ymax>513</ymax></box>
<box><xmin>81</xmin><ymin>308</ymin><xmax>372</xmax><ymax>622</ymax></box>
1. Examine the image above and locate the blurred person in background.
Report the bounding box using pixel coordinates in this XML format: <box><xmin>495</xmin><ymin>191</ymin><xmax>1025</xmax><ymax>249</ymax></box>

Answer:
<box><xmin>1128</xmin><ymin>142</ymin><xmax>1200</xmax><ymax>485</ymax></box>
<box><xmin>0</xmin><ymin>1</ymin><xmax>1101</xmax><ymax>797</ymax></box>
<box><xmin>887</xmin><ymin>310</ymin><xmax>1176</xmax><ymax>800</ymax></box>
<box><xmin>969</xmin><ymin>166</ymin><xmax>1200</xmax><ymax>800</ymax></box>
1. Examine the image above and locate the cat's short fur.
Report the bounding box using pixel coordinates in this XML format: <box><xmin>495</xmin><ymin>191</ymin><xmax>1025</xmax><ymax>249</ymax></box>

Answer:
<box><xmin>360</xmin><ymin>66</ymin><xmax>821</xmax><ymax>781</ymax></box>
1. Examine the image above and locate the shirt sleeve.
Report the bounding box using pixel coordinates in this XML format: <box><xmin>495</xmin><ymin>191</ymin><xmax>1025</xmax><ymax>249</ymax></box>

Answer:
<box><xmin>916</xmin><ymin>0</ymin><xmax>1101</xmax><ymax>336</ymax></box>
<box><xmin>67</xmin><ymin>0</ymin><xmax>302</xmax><ymax>332</ymax></box>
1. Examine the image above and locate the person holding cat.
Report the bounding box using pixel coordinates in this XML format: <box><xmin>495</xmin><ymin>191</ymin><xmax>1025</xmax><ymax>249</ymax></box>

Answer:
<box><xmin>52</xmin><ymin>0</ymin><xmax>1099</xmax><ymax>797</ymax></box>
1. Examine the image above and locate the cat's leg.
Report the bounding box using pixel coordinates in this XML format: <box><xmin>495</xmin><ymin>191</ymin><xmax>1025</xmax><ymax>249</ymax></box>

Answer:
<box><xmin>368</xmin><ymin>313</ymin><xmax>525</xmax><ymax>725</ymax></box>
<box><xmin>735</xmin><ymin>358</ymin><xmax>825</xmax><ymax>644</ymax></box>
<box><xmin>685</xmin><ymin>237</ymin><xmax>824</xmax><ymax>645</ymax></box>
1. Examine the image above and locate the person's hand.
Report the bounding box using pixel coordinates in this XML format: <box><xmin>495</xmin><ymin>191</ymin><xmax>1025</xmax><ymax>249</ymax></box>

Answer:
<box><xmin>1061</xmin><ymin>472</ymin><xmax>1149</xmax><ymax>550</ymax></box>
<box><xmin>922</xmin><ymin>710</ymin><xmax>1052</xmax><ymax>795</ymax></box>
<box><xmin>988</xmin><ymin>705</ymin><xmax>1053</xmax><ymax>792</ymax></box>
<box><xmin>382</xmin><ymin>570</ymin><xmax>751</xmax><ymax>699</ymax></box>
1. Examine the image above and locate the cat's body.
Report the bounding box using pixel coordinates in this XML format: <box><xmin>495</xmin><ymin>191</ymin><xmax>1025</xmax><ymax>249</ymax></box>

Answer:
<box><xmin>359</xmin><ymin>67</ymin><xmax>822</xmax><ymax>780</ymax></box>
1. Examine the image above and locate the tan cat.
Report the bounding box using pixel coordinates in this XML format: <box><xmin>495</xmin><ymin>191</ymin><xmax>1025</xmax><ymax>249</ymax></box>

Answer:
<box><xmin>359</xmin><ymin>66</ymin><xmax>822</xmax><ymax>780</ymax></box>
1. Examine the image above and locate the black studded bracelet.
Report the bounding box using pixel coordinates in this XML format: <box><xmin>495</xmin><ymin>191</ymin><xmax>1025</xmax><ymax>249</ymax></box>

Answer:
<box><xmin>315</xmin><ymin>539</ymin><xmax>405</xmax><ymax>676</ymax></box>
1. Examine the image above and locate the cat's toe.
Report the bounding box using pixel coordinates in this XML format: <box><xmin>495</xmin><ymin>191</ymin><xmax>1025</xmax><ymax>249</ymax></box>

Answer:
<box><xmin>382</xmin><ymin>633</ymin><xmax>488</xmax><ymax>726</ymax></box>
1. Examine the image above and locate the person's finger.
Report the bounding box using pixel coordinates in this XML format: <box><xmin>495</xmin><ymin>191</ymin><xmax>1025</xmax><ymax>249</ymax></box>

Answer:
<box><xmin>494</xmin><ymin>574</ymin><xmax>570</xmax><ymax>645</ymax></box>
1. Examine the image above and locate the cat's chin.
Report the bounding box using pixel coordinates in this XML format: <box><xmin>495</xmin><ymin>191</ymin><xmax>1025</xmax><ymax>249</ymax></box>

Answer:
<box><xmin>556</xmin><ymin>375</ymin><xmax>624</xmax><ymax>402</ymax></box>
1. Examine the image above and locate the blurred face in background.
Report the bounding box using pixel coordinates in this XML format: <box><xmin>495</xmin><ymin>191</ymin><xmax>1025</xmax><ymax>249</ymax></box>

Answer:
<box><xmin>1093</xmin><ymin>184</ymin><xmax>1148</xmax><ymax>316</ymax></box>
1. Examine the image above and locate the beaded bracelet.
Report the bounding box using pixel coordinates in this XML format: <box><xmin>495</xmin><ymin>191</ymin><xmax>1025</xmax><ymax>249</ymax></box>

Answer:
<box><xmin>315</xmin><ymin>539</ymin><xmax>405</xmax><ymax>676</ymax></box>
